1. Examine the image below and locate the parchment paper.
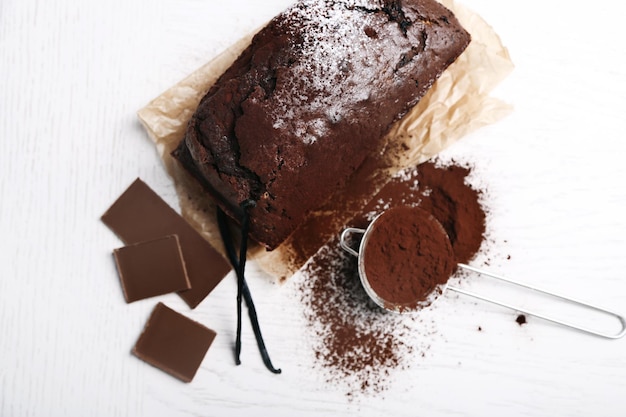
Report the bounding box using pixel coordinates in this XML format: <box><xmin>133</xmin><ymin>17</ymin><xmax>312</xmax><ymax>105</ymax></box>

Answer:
<box><xmin>137</xmin><ymin>0</ymin><xmax>514</xmax><ymax>281</ymax></box>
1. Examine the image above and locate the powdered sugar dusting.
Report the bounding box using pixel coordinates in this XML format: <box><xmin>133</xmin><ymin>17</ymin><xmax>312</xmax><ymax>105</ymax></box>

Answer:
<box><xmin>269</xmin><ymin>0</ymin><xmax>404</xmax><ymax>144</ymax></box>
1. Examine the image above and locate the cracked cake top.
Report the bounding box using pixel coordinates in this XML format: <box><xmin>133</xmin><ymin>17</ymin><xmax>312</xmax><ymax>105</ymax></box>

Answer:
<box><xmin>174</xmin><ymin>0</ymin><xmax>470</xmax><ymax>250</ymax></box>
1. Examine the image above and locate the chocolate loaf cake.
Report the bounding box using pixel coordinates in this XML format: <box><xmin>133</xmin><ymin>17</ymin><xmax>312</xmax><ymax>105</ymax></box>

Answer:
<box><xmin>173</xmin><ymin>0</ymin><xmax>470</xmax><ymax>250</ymax></box>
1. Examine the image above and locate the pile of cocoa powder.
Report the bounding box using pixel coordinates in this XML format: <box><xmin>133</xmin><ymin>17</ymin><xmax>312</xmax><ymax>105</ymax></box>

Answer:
<box><xmin>297</xmin><ymin>159</ymin><xmax>487</xmax><ymax>396</ymax></box>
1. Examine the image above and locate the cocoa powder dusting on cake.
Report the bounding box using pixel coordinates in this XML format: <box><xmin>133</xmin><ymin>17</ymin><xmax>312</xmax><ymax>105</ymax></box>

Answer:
<box><xmin>298</xmin><ymin>159</ymin><xmax>487</xmax><ymax>395</ymax></box>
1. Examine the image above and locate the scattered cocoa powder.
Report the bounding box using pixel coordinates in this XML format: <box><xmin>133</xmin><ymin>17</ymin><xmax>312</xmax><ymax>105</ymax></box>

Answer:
<box><xmin>299</xmin><ymin>242</ymin><xmax>415</xmax><ymax>395</ymax></box>
<box><xmin>362</xmin><ymin>206</ymin><xmax>456</xmax><ymax>312</ymax></box>
<box><xmin>368</xmin><ymin>160</ymin><xmax>486</xmax><ymax>264</ymax></box>
<box><xmin>297</xmin><ymin>159</ymin><xmax>489</xmax><ymax>396</ymax></box>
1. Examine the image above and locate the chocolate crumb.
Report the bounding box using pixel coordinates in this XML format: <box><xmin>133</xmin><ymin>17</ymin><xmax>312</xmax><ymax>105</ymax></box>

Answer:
<box><xmin>516</xmin><ymin>314</ymin><xmax>527</xmax><ymax>325</ymax></box>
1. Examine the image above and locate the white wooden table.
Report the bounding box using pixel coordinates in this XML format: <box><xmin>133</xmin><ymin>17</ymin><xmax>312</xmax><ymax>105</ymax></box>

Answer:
<box><xmin>2</xmin><ymin>0</ymin><xmax>626</xmax><ymax>416</ymax></box>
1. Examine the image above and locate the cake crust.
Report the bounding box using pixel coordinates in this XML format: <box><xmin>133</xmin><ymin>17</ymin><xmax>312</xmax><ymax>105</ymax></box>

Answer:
<box><xmin>173</xmin><ymin>0</ymin><xmax>471</xmax><ymax>250</ymax></box>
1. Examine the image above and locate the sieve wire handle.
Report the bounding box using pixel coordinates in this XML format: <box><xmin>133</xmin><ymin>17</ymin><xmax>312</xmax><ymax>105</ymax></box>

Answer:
<box><xmin>449</xmin><ymin>263</ymin><xmax>626</xmax><ymax>339</ymax></box>
<box><xmin>339</xmin><ymin>227</ymin><xmax>626</xmax><ymax>339</ymax></box>
<box><xmin>340</xmin><ymin>227</ymin><xmax>365</xmax><ymax>258</ymax></box>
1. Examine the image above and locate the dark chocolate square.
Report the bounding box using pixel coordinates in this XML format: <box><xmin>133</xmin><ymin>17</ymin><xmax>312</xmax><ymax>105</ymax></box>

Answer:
<box><xmin>113</xmin><ymin>235</ymin><xmax>191</xmax><ymax>303</ymax></box>
<box><xmin>132</xmin><ymin>302</ymin><xmax>216</xmax><ymax>382</ymax></box>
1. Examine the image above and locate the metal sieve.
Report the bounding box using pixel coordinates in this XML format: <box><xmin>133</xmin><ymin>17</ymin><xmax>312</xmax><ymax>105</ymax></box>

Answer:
<box><xmin>340</xmin><ymin>207</ymin><xmax>626</xmax><ymax>339</ymax></box>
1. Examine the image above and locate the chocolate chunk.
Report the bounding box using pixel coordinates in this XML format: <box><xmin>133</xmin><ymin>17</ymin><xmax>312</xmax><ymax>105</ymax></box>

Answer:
<box><xmin>113</xmin><ymin>235</ymin><xmax>191</xmax><ymax>303</ymax></box>
<box><xmin>132</xmin><ymin>303</ymin><xmax>216</xmax><ymax>382</ymax></box>
<box><xmin>101</xmin><ymin>178</ymin><xmax>231</xmax><ymax>308</ymax></box>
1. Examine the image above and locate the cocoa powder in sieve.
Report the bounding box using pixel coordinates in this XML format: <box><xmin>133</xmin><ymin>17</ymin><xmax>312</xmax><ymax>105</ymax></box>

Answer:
<box><xmin>362</xmin><ymin>206</ymin><xmax>456</xmax><ymax>312</ymax></box>
<box><xmin>298</xmin><ymin>159</ymin><xmax>487</xmax><ymax>395</ymax></box>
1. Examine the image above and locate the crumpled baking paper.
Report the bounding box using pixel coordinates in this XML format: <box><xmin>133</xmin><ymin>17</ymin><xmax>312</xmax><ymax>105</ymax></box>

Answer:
<box><xmin>137</xmin><ymin>0</ymin><xmax>514</xmax><ymax>282</ymax></box>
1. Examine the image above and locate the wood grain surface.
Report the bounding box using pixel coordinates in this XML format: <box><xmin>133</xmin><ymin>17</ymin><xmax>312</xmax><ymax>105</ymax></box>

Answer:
<box><xmin>2</xmin><ymin>0</ymin><xmax>626</xmax><ymax>416</ymax></box>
